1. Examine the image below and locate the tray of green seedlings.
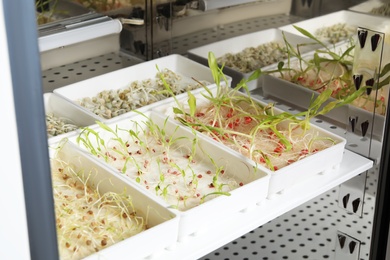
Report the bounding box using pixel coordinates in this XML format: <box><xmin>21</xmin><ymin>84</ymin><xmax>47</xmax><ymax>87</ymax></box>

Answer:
<box><xmin>67</xmin><ymin>110</ymin><xmax>269</xmax><ymax>241</ymax></box>
<box><xmin>187</xmin><ymin>28</ymin><xmax>319</xmax><ymax>90</ymax></box>
<box><xmin>48</xmin><ymin>139</ymin><xmax>179</xmax><ymax>260</ymax></box>
<box><xmin>261</xmin><ymin>30</ymin><xmax>389</xmax><ymax>140</ymax></box>
<box><xmin>156</xmin><ymin>54</ymin><xmax>352</xmax><ymax>199</ymax></box>
<box><xmin>45</xmin><ymin>93</ymin><xmax>101</xmax><ymax>142</ymax></box>
<box><xmin>279</xmin><ymin>10</ymin><xmax>390</xmax><ymax>45</ymax></box>
<box><xmin>53</xmin><ymin>54</ymin><xmax>229</xmax><ymax>124</ymax></box>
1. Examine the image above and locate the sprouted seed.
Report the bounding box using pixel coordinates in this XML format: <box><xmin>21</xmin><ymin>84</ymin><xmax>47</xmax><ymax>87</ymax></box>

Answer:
<box><xmin>77</xmin><ymin>115</ymin><xmax>239</xmax><ymax>211</ymax></box>
<box><xmin>51</xmin><ymin>154</ymin><xmax>146</xmax><ymax>260</ymax></box>
<box><xmin>314</xmin><ymin>23</ymin><xmax>356</xmax><ymax>44</ymax></box>
<box><xmin>77</xmin><ymin>68</ymin><xmax>210</xmax><ymax>119</ymax></box>
<box><xmin>216</xmin><ymin>42</ymin><xmax>288</xmax><ymax>73</ymax></box>
<box><xmin>46</xmin><ymin>113</ymin><xmax>79</xmax><ymax>137</ymax></box>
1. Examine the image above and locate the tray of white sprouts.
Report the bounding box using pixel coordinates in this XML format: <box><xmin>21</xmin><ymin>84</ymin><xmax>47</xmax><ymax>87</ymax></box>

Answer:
<box><xmin>54</xmin><ymin>54</ymin><xmax>231</xmax><ymax>124</ymax></box>
<box><xmin>48</xmin><ymin>139</ymin><xmax>179</xmax><ymax>260</ymax></box>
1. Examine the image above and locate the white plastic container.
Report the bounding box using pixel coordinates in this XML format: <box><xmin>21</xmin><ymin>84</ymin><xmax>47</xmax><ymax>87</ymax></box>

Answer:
<box><xmin>44</xmin><ymin>93</ymin><xmax>100</xmax><ymax>142</ymax></box>
<box><xmin>66</xmin><ymin>111</ymin><xmax>269</xmax><ymax>241</ymax></box>
<box><xmin>349</xmin><ymin>0</ymin><xmax>385</xmax><ymax>15</ymax></box>
<box><xmin>48</xmin><ymin>140</ymin><xmax>179</xmax><ymax>260</ymax></box>
<box><xmin>54</xmin><ymin>54</ymin><xmax>231</xmax><ymax>124</ymax></box>
<box><xmin>261</xmin><ymin>74</ymin><xmax>386</xmax><ymax>141</ymax></box>
<box><xmin>279</xmin><ymin>10</ymin><xmax>390</xmax><ymax>43</ymax></box>
<box><xmin>187</xmin><ymin>28</ymin><xmax>319</xmax><ymax>90</ymax></box>
<box><xmin>156</xmin><ymin>86</ymin><xmax>347</xmax><ymax>199</ymax></box>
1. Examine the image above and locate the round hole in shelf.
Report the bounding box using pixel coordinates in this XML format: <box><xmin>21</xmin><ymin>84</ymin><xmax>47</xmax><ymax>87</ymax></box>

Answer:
<box><xmin>330</xmin><ymin>125</ymin><xmax>337</xmax><ymax>129</ymax></box>
<box><xmin>348</xmin><ymin>143</ymin><xmax>358</xmax><ymax>148</ymax></box>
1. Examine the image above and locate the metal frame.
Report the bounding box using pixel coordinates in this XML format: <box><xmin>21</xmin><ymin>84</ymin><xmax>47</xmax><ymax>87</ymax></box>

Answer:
<box><xmin>370</xmin><ymin>100</ymin><xmax>390</xmax><ymax>260</ymax></box>
<box><xmin>3</xmin><ymin>1</ymin><xmax>58</xmax><ymax>259</ymax></box>
<box><xmin>2</xmin><ymin>0</ymin><xmax>390</xmax><ymax>259</ymax></box>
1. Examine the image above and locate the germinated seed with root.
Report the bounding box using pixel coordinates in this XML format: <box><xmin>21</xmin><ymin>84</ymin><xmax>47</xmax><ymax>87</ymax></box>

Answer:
<box><xmin>77</xmin><ymin>68</ymin><xmax>210</xmax><ymax>119</ymax></box>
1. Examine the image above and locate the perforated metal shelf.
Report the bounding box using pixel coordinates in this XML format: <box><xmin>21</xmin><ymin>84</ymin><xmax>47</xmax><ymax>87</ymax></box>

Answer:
<box><xmin>41</xmin><ymin>52</ymin><xmax>143</xmax><ymax>93</ymax></box>
<box><xmin>199</xmin><ymin>167</ymin><xmax>378</xmax><ymax>260</ymax></box>
<box><xmin>156</xmin><ymin>14</ymin><xmax>304</xmax><ymax>56</ymax></box>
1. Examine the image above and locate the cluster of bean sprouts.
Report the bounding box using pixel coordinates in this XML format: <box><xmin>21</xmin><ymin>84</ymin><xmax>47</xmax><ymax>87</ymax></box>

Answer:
<box><xmin>77</xmin><ymin>68</ymin><xmax>209</xmax><ymax>119</ymax></box>
<box><xmin>314</xmin><ymin>23</ymin><xmax>356</xmax><ymax>44</ymax></box>
<box><xmin>216</xmin><ymin>42</ymin><xmax>288</xmax><ymax>73</ymax></box>
<box><xmin>370</xmin><ymin>3</ymin><xmax>390</xmax><ymax>16</ymax></box>
<box><xmin>46</xmin><ymin>113</ymin><xmax>79</xmax><ymax>138</ymax></box>
<box><xmin>52</xmin><ymin>155</ymin><xmax>146</xmax><ymax>259</ymax></box>
<box><xmin>77</xmin><ymin>118</ymin><xmax>240</xmax><ymax>211</ymax></box>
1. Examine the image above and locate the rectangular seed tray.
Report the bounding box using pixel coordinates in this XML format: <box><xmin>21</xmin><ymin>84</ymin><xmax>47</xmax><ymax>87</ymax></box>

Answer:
<box><xmin>48</xmin><ymin>139</ymin><xmax>179</xmax><ymax>259</ymax></box>
<box><xmin>187</xmin><ymin>28</ymin><xmax>319</xmax><ymax>91</ymax></box>
<box><xmin>45</xmin><ymin>93</ymin><xmax>101</xmax><ymax>142</ymax></box>
<box><xmin>53</xmin><ymin>54</ymin><xmax>231</xmax><ymax>124</ymax></box>
<box><xmin>260</xmin><ymin>41</ymin><xmax>388</xmax><ymax>141</ymax></box>
<box><xmin>155</xmin><ymin>86</ymin><xmax>347</xmax><ymax>199</ymax></box>
<box><xmin>66</xmin><ymin>111</ymin><xmax>270</xmax><ymax>241</ymax></box>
